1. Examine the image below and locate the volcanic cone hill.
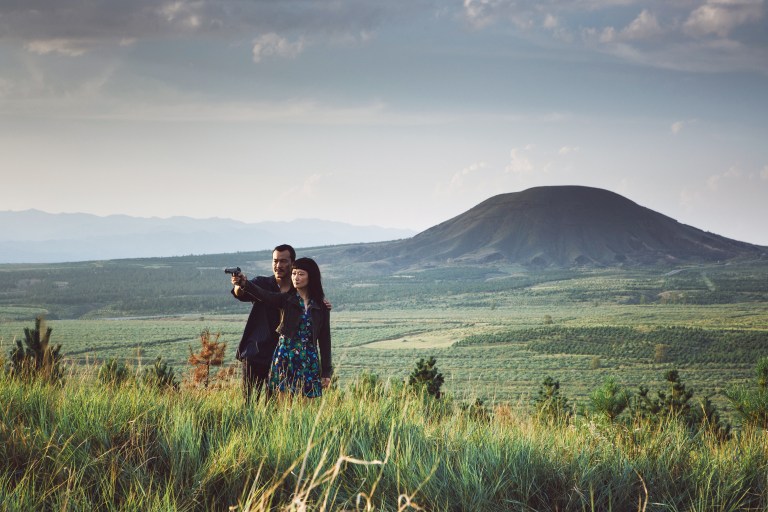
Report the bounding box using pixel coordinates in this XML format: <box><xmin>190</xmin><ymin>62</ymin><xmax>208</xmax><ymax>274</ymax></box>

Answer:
<box><xmin>335</xmin><ymin>186</ymin><xmax>765</xmax><ymax>268</ymax></box>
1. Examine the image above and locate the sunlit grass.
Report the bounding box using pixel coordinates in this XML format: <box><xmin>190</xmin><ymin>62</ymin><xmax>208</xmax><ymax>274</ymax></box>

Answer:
<box><xmin>2</xmin><ymin>368</ymin><xmax>768</xmax><ymax>511</ymax></box>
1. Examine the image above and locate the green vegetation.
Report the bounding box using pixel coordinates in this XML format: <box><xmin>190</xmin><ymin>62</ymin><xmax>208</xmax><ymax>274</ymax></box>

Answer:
<box><xmin>3</xmin><ymin>368</ymin><xmax>768</xmax><ymax>511</ymax></box>
<box><xmin>1</xmin><ymin>258</ymin><xmax>767</xmax><ymax>405</ymax></box>
<box><xmin>407</xmin><ymin>356</ymin><xmax>444</xmax><ymax>398</ymax></box>
<box><xmin>1</xmin><ymin>255</ymin><xmax>767</xmax><ymax>507</ymax></box>
<box><xmin>8</xmin><ymin>315</ymin><xmax>63</xmax><ymax>385</ymax></box>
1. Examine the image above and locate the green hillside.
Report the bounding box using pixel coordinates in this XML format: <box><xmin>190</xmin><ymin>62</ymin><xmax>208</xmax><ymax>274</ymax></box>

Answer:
<box><xmin>1</xmin><ymin>255</ymin><xmax>767</xmax><ymax>405</ymax></box>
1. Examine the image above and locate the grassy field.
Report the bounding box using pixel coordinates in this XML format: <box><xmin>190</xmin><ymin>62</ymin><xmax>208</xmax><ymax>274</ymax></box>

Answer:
<box><xmin>2</xmin><ymin>261</ymin><xmax>767</xmax><ymax>408</ymax></box>
<box><xmin>2</xmin><ymin>369</ymin><xmax>768</xmax><ymax>511</ymax></box>
<box><xmin>1</xmin><ymin>304</ymin><xmax>765</xmax><ymax>403</ymax></box>
<box><xmin>2</xmin><ymin>258</ymin><xmax>768</xmax><ymax>510</ymax></box>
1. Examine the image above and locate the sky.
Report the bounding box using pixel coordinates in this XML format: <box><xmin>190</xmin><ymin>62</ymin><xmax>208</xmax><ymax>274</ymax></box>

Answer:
<box><xmin>1</xmin><ymin>0</ymin><xmax>767</xmax><ymax>246</ymax></box>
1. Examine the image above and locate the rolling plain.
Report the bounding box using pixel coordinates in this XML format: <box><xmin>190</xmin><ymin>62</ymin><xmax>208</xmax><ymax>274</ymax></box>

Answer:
<box><xmin>2</xmin><ymin>251</ymin><xmax>766</xmax><ymax>408</ymax></box>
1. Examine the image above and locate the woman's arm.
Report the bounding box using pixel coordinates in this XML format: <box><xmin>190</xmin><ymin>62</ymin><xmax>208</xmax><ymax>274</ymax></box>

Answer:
<box><xmin>240</xmin><ymin>279</ymin><xmax>286</xmax><ymax>308</ymax></box>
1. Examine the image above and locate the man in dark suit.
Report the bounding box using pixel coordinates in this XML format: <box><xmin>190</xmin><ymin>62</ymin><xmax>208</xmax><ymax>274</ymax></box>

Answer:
<box><xmin>231</xmin><ymin>244</ymin><xmax>295</xmax><ymax>403</ymax></box>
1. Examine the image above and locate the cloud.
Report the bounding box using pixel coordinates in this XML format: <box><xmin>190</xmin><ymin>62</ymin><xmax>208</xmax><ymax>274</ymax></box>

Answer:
<box><xmin>683</xmin><ymin>0</ymin><xmax>764</xmax><ymax>38</ymax></box>
<box><xmin>0</xmin><ymin>0</ymin><xmax>392</xmax><ymax>53</ymax></box>
<box><xmin>252</xmin><ymin>33</ymin><xmax>305</xmax><ymax>63</ymax></box>
<box><xmin>459</xmin><ymin>0</ymin><xmax>768</xmax><ymax>73</ymax></box>
<box><xmin>621</xmin><ymin>9</ymin><xmax>663</xmax><ymax>40</ymax></box>
<box><xmin>505</xmin><ymin>145</ymin><xmax>536</xmax><ymax>175</ymax></box>
<box><xmin>558</xmin><ymin>145</ymin><xmax>580</xmax><ymax>155</ymax></box>
<box><xmin>671</xmin><ymin>120</ymin><xmax>685</xmax><ymax>134</ymax></box>
<box><xmin>762</xmin><ymin>165</ymin><xmax>768</xmax><ymax>180</ymax></box>
<box><xmin>441</xmin><ymin>162</ymin><xmax>488</xmax><ymax>194</ymax></box>
<box><xmin>707</xmin><ymin>166</ymin><xmax>743</xmax><ymax>190</ymax></box>
<box><xmin>543</xmin><ymin>14</ymin><xmax>559</xmax><ymax>30</ymax></box>
<box><xmin>276</xmin><ymin>172</ymin><xmax>330</xmax><ymax>205</ymax></box>
<box><xmin>24</xmin><ymin>39</ymin><xmax>90</xmax><ymax>57</ymax></box>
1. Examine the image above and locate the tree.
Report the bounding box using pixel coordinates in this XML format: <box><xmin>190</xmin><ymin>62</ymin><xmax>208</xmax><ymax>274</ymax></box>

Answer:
<box><xmin>9</xmin><ymin>316</ymin><xmax>63</xmax><ymax>384</ymax></box>
<box><xmin>98</xmin><ymin>358</ymin><xmax>131</xmax><ymax>387</ymax></box>
<box><xmin>658</xmin><ymin>369</ymin><xmax>694</xmax><ymax>417</ymax></box>
<box><xmin>725</xmin><ymin>357</ymin><xmax>768</xmax><ymax>430</ymax></box>
<box><xmin>534</xmin><ymin>376</ymin><xmax>572</xmax><ymax>424</ymax></box>
<box><xmin>408</xmin><ymin>356</ymin><xmax>444</xmax><ymax>399</ymax></box>
<box><xmin>589</xmin><ymin>377</ymin><xmax>630</xmax><ymax>422</ymax></box>
<box><xmin>636</xmin><ymin>369</ymin><xmax>730</xmax><ymax>437</ymax></box>
<box><xmin>143</xmin><ymin>356</ymin><xmax>179</xmax><ymax>390</ymax></box>
<box><xmin>188</xmin><ymin>328</ymin><xmax>226</xmax><ymax>388</ymax></box>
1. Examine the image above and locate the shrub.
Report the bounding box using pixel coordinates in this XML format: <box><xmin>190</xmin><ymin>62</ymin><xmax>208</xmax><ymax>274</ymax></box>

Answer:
<box><xmin>726</xmin><ymin>356</ymin><xmax>768</xmax><ymax>429</ymax></box>
<box><xmin>408</xmin><ymin>356</ymin><xmax>444</xmax><ymax>399</ymax></box>
<box><xmin>589</xmin><ymin>377</ymin><xmax>630</xmax><ymax>422</ymax></box>
<box><xmin>635</xmin><ymin>369</ymin><xmax>730</xmax><ymax>438</ymax></box>
<box><xmin>349</xmin><ymin>370</ymin><xmax>385</xmax><ymax>400</ymax></box>
<box><xmin>534</xmin><ymin>376</ymin><xmax>572</xmax><ymax>424</ymax></box>
<box><xmin>142</xmin><ymin>356</ymin><xmax>179</xmax><ymax>390</ymax></box>
<box><xmin>187</xmin><ymin>328</ymin><xmax>227</xmax><ymax>388</ymax></box>
<box><xmin>98</xmin><ymin>358</ymin><xmax>131</xmax><ymax>387</ymax></box>
<box><xmin>461</xmin><ymin>398</ymin><xmax>491</xmax><ymax>423</ymax></box>
<box><xmin>8</xmin><ymin>316</ymin><xmax>63</xmax><ymax>385</ymax></box>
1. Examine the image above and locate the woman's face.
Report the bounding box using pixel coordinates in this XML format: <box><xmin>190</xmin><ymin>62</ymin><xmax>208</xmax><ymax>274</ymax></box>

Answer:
<box><xmin>291</xmin><ymin>268</ymin><xmax>310</xmax><ymax>290</ymax></box>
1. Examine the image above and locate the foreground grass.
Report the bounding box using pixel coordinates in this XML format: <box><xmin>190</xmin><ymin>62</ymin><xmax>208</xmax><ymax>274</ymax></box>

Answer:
<box><xmin>2</xmin><ymin>371</ymin><xmax>768</xmax><ymax>511</ymax></box>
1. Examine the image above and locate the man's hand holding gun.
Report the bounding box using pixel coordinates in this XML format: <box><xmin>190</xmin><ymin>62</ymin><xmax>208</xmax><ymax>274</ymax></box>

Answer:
<box><xmin>225</xmin><ymin>267</ymin><xmax>249</xmax><ymax>297</ymax></box>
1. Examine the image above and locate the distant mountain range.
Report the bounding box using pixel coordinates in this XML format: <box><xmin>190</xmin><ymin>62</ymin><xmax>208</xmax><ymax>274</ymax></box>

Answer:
<box><xmin>3</xmin><ymin>187</ymin><xmax>765</xmax><ymax>267</ymax></box>
<box><xmin>325</xmin><ymin>186</ymin><xmax>767</xmax><ymax>268</ymax></box>
<box><xmin>0</xmin><ymin>210</ymin><xmax>416</xmax><ymax>263</ymax></box>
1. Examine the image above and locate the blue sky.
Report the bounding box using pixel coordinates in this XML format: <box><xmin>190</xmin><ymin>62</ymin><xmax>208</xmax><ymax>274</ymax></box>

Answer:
<box><xmin>1</xmin><ymin>0</ymin><xmax>767</xmax><ymax>245</ymax></box>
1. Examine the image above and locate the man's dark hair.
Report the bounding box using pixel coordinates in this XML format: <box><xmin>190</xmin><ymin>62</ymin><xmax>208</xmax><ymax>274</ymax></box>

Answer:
<box><xmin>292</xmin><ymin>257</ymin><xmax>325</xmax><ymax>304</ymax></box>
<box><xmin>273</xmin><ymin>244</ymin><xmax>296</xmax><ymax>262</ymax></box>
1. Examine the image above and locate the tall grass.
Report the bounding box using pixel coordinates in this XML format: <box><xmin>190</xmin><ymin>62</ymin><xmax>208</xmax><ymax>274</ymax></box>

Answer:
<box><xmin>2</xmin><ymin>369</ymin><xmax>767</xmax><ymax>511</ymax></box>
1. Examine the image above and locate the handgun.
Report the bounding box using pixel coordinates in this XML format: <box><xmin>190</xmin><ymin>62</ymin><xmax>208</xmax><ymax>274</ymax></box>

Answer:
<box><xmin>224</xmin><ymin>267</ymin><xmax>242</xmax><ymax>276</ymax></box>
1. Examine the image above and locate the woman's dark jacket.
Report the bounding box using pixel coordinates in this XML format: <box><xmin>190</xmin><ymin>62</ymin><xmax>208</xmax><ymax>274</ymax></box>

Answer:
<box><xmin>241</xmin><ymin>280</ymin><xmax>332</xmax><ymax>378</ymax></box>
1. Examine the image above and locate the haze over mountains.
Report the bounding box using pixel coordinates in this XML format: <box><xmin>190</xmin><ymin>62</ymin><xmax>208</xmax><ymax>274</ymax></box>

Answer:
<box><xmin>0</xmin><ymin>211</ymin><xmax>415</xmax><ymax>264</ymax></box>
<box><xmin>2</xmin><ymin>186</ymin><xmax>765</xmax><ymax>267</ymax></box>
<box><xmin>328</xmin><ymin>186</ymin><xmax>766</xmax><ymax>269</ymax></box>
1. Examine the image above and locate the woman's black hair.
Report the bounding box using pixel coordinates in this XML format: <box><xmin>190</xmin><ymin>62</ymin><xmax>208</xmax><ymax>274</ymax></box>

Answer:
<box><xmin>292</xmin><ymin>257</ymin><xmax>325</xmax><ymax>304</ymax></box>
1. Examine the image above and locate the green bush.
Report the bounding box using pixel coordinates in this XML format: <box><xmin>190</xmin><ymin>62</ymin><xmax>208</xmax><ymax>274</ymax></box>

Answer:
<box><xmin>534</xmin><ymin>376</ymin><xmax>572</xmax><ymax>424</ymax></box>
<box><xmin>142</xmin><ymin>356</ymin><xmax>179</xmax><ymax>390</ymax></box>
<box><xmin>98</xmin><ymin>358</ymin><xmax>131</xmax><ymax>387</ymax></box>
<box><xmin>407</xmin><ymin>356</ymin><xmax>444</xmax><ymax>399</ymax></box>
<box><xmin>589</xmin><ymin>377</ymin><xmax>630</xmax><ymax>422</ymax></box>
<box><xmin>635</xmin><ymin>369</ymin><xmax>730</xmax><ymax>438</ymax></box>
<box><xmin>726</xmin><ymin>357</ymin><xmax>768</xmax><ymax>429</ymax></box>
<box><xmin>8</xmin><ymin>316</ymin><xmax>63</xmax><ymax>385</ymax></box>
<box><xmin>348</xmin><ymin>369</ymin><xmax>384</xmax><ymax>400</ymax></box>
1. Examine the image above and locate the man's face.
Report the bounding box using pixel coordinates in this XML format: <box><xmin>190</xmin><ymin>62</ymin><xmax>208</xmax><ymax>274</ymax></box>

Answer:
<box><xmin>272</xmin><ymin>250</ymin><xmax>293</xmax><ymax>280</ymax></box>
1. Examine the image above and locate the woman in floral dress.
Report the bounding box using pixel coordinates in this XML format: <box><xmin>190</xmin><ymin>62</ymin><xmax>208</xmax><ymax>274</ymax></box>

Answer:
<box><xmin>241</xmin><ymin>257</ymin><xmax>331</xmax><ymax>398</ymax></box>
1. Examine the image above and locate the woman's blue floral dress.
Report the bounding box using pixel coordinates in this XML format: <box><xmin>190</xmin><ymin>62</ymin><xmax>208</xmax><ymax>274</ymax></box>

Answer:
<box><xmin>269</xmin><ymin>295</ymin><xmax>322</xmax><ymax>397</ymax></box>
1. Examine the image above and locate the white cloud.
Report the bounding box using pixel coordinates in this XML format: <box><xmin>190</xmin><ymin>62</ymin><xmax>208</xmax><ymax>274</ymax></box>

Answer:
<box><xmin>157</xmin><ymin>1</ymin><xmax>204</xmax><ymax>29</ymax></box>
<box><xmin>621</xmin><ymin>10</ymin><xmax>663</xmax><ymax>40</ymax></box>
<box><xmin>276</xmin><ymin>172</ymin><xmax>329</xmax><ymax>205</ymax></box>
<box><xmin>671</xmin><ymin>120</ymin><xmax>685</xmax><ymax>134</ymax></box>
<box><xmin>543</xmin><ymin>14</ymin><xmax>559</xmax><ymax>30</ymax></box>
<box><xmin>439</xmin><ymin>162</ymin><xmax>489</xmax><ymax>195</ymax></box>
<box><xmin>599</xmin><ymin>26</ymin><xmax>617</xmax><ymax>43</ymax></box>
<box><xmin>558</xmin><ymin>145</ymin><xmax>580</xmax><ymax>155</ymax></box>
<box><xmin>683</xmin><ymin>0</ymin><xmax>764</xmax><ymax>38</ymax></box>
<box><xmin>505</xmin><ymin>145</ymin><xmax>536</xmax><ymax>175</ymax></box>
<box><xmin>24</xmin><ymin>39</ymin><xmax>89</xmax><ymax>57</ymax></box>
<box><xmin>707</xmin><ymin>166</ymin><xmax>742</xmax><ymax>190</ymax></box>
<box><xmin>597</xmin><ymin>10</ymin><xmax>663</xmax><ymax>44</ymax></box>
<box><xmin>462</xmin><ymin>0</ymin><xmax>498</xmax><ymax>29</ymax></box>
<box><xmin>252</xmin><ymin>33</ymin><xmax>305</xmax><ymax>63</ymax></box>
